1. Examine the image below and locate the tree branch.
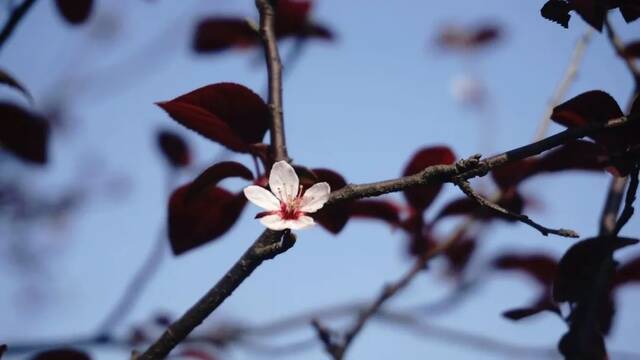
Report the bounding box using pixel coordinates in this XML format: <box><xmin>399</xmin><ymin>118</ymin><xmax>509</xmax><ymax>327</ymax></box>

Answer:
<box><xmin>328</xmin><ymin>115</ymin><xmax>631</xmax><ymax>206</ymax></box>
<box><xmin>137</xmin><ymin>229</ymin><xmax>290</xmax><ymax>359</ymax></box>
<box><xmin>256</xmin><ymin>0</ymin><xmax>289</xmax><ymax>162</ymax></box>
<box><xmin>0</xmin><ymin>0</ymin><xmax>37</xmax><ymax>52</ymax></box>
<box><xmin>454</xmin><ymin>178</ymin><xmax>578</xmax><ymax>237</ymax></box>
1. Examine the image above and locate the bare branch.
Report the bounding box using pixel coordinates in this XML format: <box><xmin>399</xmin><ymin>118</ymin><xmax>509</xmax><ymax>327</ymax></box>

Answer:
<box><xmin>138</xmin><ymin>229</ymin><xmax>287</xmax><ymax>359</ymax></box>
<box><xmin>454</xmin><ymin>178</ymin><xmax>578</xmax><ymax>237</ymax></box>
<box><xmin>328</xmin><ymin>115</ymin><xmax>631</xmax><ymax>206</ymax></box>
<box><xmin>256</xmin><ymin>0</ymin><xmax>289</xmax><ymax>162</ymax></box>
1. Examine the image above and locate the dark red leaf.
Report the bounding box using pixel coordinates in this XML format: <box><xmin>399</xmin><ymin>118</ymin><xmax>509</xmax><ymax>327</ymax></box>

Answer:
<box><xmin>503</xmin><ymin>298</ymin><xmax>560</xmax><ymax>321</ymax></box>
<box><xmin>308</xmin><ymin>169</ymin><xmax>349</xmax><ymax>233</ymax></box>
<box><xmin>55</xmin><ymin>0</ymin><xmax>93</xmax><ymax>25</ymax></box>
<box><xmin>553</xmin><ymin>237</ymin><xmax>638</xmax><ymax>303</ymax></box>
<box><xmin>551</xmin><ymin>90</ymin><xmax>634</xmax><ymax>151</ymax></box>
<box><xmin>178</xmin><ymin>348</ymin><xmax>218</xmax><ymax>360</ymax></box>
<box><xmin>494</xmin><ymin>253</ymin><xmax>558</xmax><ymax>286</ymax></box>
<box><xmin>569</xmin><ymin>0</ymin><xmax>607</xmax><ymax>31</ymax></box>
<box><xmin>443</xmin><ymin>237</ymin><xmax>476</xmax><ymax>274</ymax></box>
<box><xmin>187</xmin><ymin>161</ymin><xmax>254</xmax><ymax>201</ymax></box>
<box><xmin>551</xmin><ymin>90</ymin><xmax>623</xmax><ymax>128</ymax></box>
<box><xmin>157</xmin><ymin>130</ymin><xmax>191</xmax><ymax>168</ymax></box>
<box><xmin>275</xmin><ymin>0</ymin><xmax>311</xmax><ymax>36</ymax></box>
<box><xmin>0</xmin><ymin>102</ymin><xmax>49</xmax><ymax>164</ymax></box>
<box><xmin>402</xmin><ymin>146</ymin><xmax>456</xmax><ymax>211</ymax></box>
<box><xmin>614</xmin><ymin>257</ymin><xmax>640</xmax><ymax>285</ymax></box>
<box><xmin>157</xmin><ymin>83</ymin><xmax>270</xmax><ymax>153</ymax></box>
<box><xmin>168</xmin><ymin>184</ymin><xmax>246</xmax><ymax>255</ymax></box>
<box><xmin>436</xmin><ymin>24</ymin><xmax>501</xmax><ymax>50</ymax></box>
<box><xmin>491</xmin><ymin>159</ymin><xmax>537</xmax><ymax>190</ymax></box>
<box><xmin>623</xmin><ymin>41</ymin><xmax>640</xmax><ymax>58</ymax></box>
<box><xmin>619</xmin><ymin>0</ymin><xmax>640</xmax><ymax>22</ymax></box>
<box><xmin>559</xmin><ymin>329</ymin><xmax>607</xmax><ymax>360</ymax></box>
<box><xmin>193</xmin><ymin>18</ymin><xmax>259</xmax><ymax>53</ymax></box>
<box><xmin>404</xmin><ymin>214</ymin><xmax>437</xmax><ymax>257</ymax></box>
<box><xmin>436</xmin><ymin>190</ymin><xmax>524</xmax><ymax>223</ymax></box>
<box><xmin>541</xmin><ymin>0</ymin><xmax>572</xmax><ymax>28</ymax></box>
<box><xmin>31</xmin><ymin>348</ymin><xmax>90</xmax><ymax>360</ymax></box>
<box><xmin>348</xmin><ymin>199</ymin><xmax>402</xmax><ymax>226</ymax></box>
<box><xmin>0</xmin><ymin>68</ymin><xmax>32</xmax><ymax>102</ymax></box>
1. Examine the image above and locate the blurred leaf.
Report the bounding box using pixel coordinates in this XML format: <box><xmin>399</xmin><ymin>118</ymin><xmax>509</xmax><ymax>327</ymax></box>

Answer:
<box><xmin>614</xmin><ymin>256</ymin><xmax>640</xmax><ymax>285</ymax></box>
<box><xmin>0</xmin><ymin>68</ymin><xmax>32</xmax><ymax>102</ymax></box>
<box><xmin>443</xmin><ymin>237</ymin><xmax>476</xmax><ymax>274</ymax></box>
<box><xmin>309</xmin><ymin>168</ymin><xmax>349</xmax><ymax>233</ymax></box>
<box><xmin>559</xmin><ymin>327</ymin><xmax>607</xmax><ymax>360</ymax></box>
<box><xmin>187</xmin><ymin>161</ymin><xmax>254</xmax><ymax>201</ymax></box>
<box><xmin>623</xmin><ymin>41</ymin><xmax>640</xmax><ymax>58</ymax></box>
<box><xmin>168</xmin><ymin>183</ymin><xmax>246</xmax><ymax>255</ymax></box>
<box><xmin>193</xmin><ymin>18</ymin><xmax>258</xmax><ymax>53</ymax></box>
<box><xmin>55</xmin><ymin>0</ymin><xmax>93</xmax><ymax>25</ymax></box>
<box><xmin>348</xmin><ymin>199</ymin><xmax>402</xmax><ymax>226</ymax></box>
<box><xmin>0</xmin><ymin>344</ymin><xmax>6</xmax><ymax>359</ymax></box>
<box><xmin>157</xmin><ymin>83</ymin><xmax>270</xmax><ymax>153</ymax></box>
<box><xmin>541</xmin><ymin>0</ymin><xmax>572</xmax><ymax>28</ymax></box>
<box><xmin>436</xmin><ymin>23</ymin><xmax>501</xmax><ymax>50</ymax></box>
<box><xmin>157</xmin><ymin>130</ymin><xmax>191</xmax><ymax>168</ymax></box>
<box><xmin>0</xmin><ymin>102</ymin><xmax>49</xmax><ymax>164</ymax></box>
<box><xmin>553</xmin><ymin>237</ymin><xmax>638</xmax><ymax>303</ymax></box>
<box><xmin>436</xmin><ymin>190</ymin><xmax>524</xmax><ymax>223</ymax></box>
<box><xmin>402</xmin><ymin>146</ymin><xmax>456</xmax><ymax>211</ymax></box>
<box><xmin>494</xmin><ymin>253</ymin><xmax>558</xmax><ymax>286</ymax></box>
<box><xmin>31</xmin><ymin>348</ymin><xmax>91</xmax><ymax>360</ymax></box>
<box><xmin>502</xmin><ymin>298</ymin><xmax>560</xmax><ymax>321</ymax></box>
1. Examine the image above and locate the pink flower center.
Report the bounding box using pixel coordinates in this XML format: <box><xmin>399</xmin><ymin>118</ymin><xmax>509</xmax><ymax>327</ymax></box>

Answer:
<box><xmin>277</xmin><ymin>185</ymin><xmax>304</xmax><ymax>220</ymax></box>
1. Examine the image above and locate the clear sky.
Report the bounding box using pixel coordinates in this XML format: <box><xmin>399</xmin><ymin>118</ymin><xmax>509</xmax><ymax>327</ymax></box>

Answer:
<box><xmin>1</xmin><ymin>1</ymin><xmax>639</xmax><ymax>359</ymax></box>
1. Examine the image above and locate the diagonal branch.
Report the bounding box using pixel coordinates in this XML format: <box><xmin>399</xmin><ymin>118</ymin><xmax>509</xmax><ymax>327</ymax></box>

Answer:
<box><xmin>454</xmin><ymin>178</ymin><xmax>578</xmax><ymax>237</ymax></box>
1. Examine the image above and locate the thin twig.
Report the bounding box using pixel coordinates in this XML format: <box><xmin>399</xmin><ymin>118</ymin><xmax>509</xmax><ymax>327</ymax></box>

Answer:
<box><xmin>454</xmin><ymin>178</ymin><xmax>578</xmax><ymax>237</ymax></box>
<box><xmin>0</xmin><ymin>0</ymin><xmax>37</xmax><ymax>52</ymax></box>
<box><xmin>312</xmin><ymin>217</ymin><xmax>474</xmax><ymax>360</ymax></box>
<box><xmin>256</xmin><ymin>0</ymin><xmax>289</xmax><ymax>162</ymax></box>
<box><xmin>534</xmin><ymin>29</ymin><xmax>592</xmax><ymax>141</ymax></box>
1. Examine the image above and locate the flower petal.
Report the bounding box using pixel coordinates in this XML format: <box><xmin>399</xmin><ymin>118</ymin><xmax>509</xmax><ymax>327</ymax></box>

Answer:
<box><xmin>269</xmin><ymin>161</ymin><xmax>299</xmax><ymax>202</ymax></box>
<box><xmin>286</xmin><ymin>215</ymin><xmax>315</xmax><ymax>230</ymax></box>
<box><xmin>244</xmin><ymin>185</ymin><xmax>280</xmax><ymax>211</ymax></box>
<box><xmin>259</xmin><ymin>214</ymin><xmax>288</xmax><ymax>230</ymax></box>
<box><xmin>300</xmin><ymin>182</ymin><xmax>331</xmax><ymax>213</ymax></box>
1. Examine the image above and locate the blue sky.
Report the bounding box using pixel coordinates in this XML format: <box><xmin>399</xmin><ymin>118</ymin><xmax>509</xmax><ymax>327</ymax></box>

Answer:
<box><xmin>1</xmin><ymin>1</ymin><xmax>639</xmax><ymax>359</ymax></box>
